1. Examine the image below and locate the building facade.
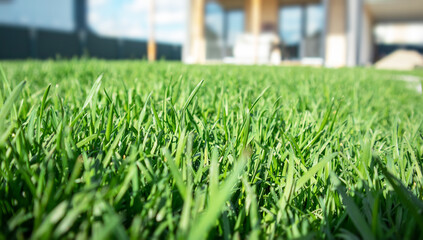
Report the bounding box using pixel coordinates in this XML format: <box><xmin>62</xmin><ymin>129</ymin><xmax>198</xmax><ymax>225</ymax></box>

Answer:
<box><xmin>183</xmin><ymin>0</ymin><xmax>423</xmax><ymax>67</ymax></box>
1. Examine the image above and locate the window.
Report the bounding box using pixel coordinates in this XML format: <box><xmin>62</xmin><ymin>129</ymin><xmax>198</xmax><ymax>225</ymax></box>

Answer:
<box><xmin>279</xmin><ymin>3</ymin><xmax>324</xmax><ymax>60</ymax></box>
<box><xmin>205</xmin><ymin>2</ymin><xmax>225</xmax><ymax>60</ymax></box>
<box><xmin>205</xmin><ymin>2</ymin><xmax>245</xmax><ymax>60</ymax></box>
<box><xmin>304</xmin><ymin>4</ymin><xmax>324</xmax><ymax>58</ymax></box>
<box><xmin>225</xmin><ymin>10</ymin><xmax>244</xmax><ymax>57</ymax></box>
<box><xmin>279</xmin><ymin>6</ymin><xmax>303</xmax><ymax>60</ymax></box>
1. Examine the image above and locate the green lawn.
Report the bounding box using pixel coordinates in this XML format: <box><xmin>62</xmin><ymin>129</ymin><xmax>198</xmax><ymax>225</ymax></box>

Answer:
<box><xmin>0</xmin><ymin>60</ymin><xmax>422</xmax><ymax>239</ymax></box>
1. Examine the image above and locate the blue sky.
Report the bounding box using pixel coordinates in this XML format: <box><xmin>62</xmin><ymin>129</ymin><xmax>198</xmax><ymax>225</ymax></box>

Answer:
<box><xmin>88</xmin><ymin>0</ymin><xmax>187</xmax><ymax>44</ymax></box>
<box><xmin>0</xmin><ymin>0</ymin><xmax>75</xmax><ymax>31</ymax></box>
<box><xmin>0</xmin><ymin>0</ymin><xmax>187</xmax><ymax>44</ymax></box>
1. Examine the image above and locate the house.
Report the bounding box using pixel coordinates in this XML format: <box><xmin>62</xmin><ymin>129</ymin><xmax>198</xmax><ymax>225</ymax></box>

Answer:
<box><xmin>183</xmin><ymin>0</ymin><xmax>423</xmax><ymax>67</ymax></box>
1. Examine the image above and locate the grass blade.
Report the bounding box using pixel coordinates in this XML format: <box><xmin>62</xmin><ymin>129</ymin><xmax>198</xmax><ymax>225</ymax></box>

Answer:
<box><xmin>188</xmin><ymin>155</ymin><xmax>246</xmax><ymax>240</ymax></box>
<box><xmin>182</xmin><ymin>79</ymin><xmax>204</xmax><ymax>111</ymax></box>
<box><xmin>0</xmin><ymin>80</ymin><xmax>25</xmax><ymax>133</ymax></box>
<box><xmin>330</xmin><ymin>172</ymin><xmax>375</xmax><ymax>240</ymax></box>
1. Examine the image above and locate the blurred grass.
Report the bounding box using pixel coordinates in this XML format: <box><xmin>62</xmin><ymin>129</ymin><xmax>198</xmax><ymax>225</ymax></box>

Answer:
<box><xmin>0</xmin><ymin>59</ymin><xmax>422</xmax><ymax>239</ymax></box>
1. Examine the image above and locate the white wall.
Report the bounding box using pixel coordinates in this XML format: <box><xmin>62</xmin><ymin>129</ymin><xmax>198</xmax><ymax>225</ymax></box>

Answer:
<box><xmin>325</xmin><ymin>0</ymin><xmax>347</xmax><ymax>68</ymax></box>
<box><xmin>375</xmin><ymin>23</ymin><xmax>423</xmax><ymax>45</ymax></box>
<box><xmin>0</xmin><ymin>0</ymin><xmax>74</xmax><ymax>31</ymax></box>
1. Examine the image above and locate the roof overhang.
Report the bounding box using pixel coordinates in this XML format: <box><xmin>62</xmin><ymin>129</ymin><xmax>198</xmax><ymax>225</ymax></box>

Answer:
<box><xmin>365</xmin><ymin>0</ymin><xmax>423</xmax><ymax>23</ymax></box>
<box><xmin>209</xmin><ymin>0</ymin><xmax>321</xmax><ymax>10</ymax></box>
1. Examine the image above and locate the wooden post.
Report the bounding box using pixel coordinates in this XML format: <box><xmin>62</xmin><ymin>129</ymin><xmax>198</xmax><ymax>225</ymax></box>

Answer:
<box><xmin>251</xmin><ymin>0</ymin><xmax>261</xmax><ymax>64</ymax></box>
<box><xmin>148</xmin><ymin>0</ymin><xmax>156</xmax><ymax>61</ymax></box>
<box><xmin>190</xmin><ymin>0</ymin><xmax>205</xmax><ymax>63</ymax></box>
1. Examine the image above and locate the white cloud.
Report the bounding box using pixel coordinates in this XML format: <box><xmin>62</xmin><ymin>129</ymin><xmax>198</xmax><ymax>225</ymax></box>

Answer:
<box><xmin>122</xmin><ymin>0</ymin><xmax>186</xmax><ymax>25</ymax></box>
<box><xmin>156</xmin><ymin>29</ymin><xmax>186</xmax><ymax>43</ymax></box>
<box><xmin>88</xmin><ymin>0</ymin><xmax>187</xmax><ymax>43</ymax></box>
<box><xmin>155</xmin><ymin>11</ymin><xmax>185</xmax><ymax>25</ymax></box>
<box><xmin>90</xmin><ymin>0</ymin><xmax>109</xmax><ymax>7</ymax></box>
<box><xmin>122</xmin><ymin>0</ymin><xmax>147</xmax><ymax>13</ymax></box>
<box><xmin>88</xmin><ymin>11</ymin><xmax>100</xmax><ymax>23</ymax></box>
<box><xmin>90</xmin><ymin>14</ymin><xmax>148</xmax><ymax>39</ymax></box>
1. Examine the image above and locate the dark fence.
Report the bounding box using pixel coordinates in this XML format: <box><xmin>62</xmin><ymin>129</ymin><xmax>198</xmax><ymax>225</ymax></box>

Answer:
<box><xmin>375</xmin><ymin>44</ymin><xmax>423</xmax><ymax>62</ymax></box>
<box><xmin>0</xmin><ymin>26</ymin><xmax>30</xmax><ymax>59</ymax></box>
<box><xmin>121</xmin><ymin>39</ymin><xmax>147</xmax><ymax>59</ymax></box>
<box><xmin>0</xmin><ymin>25</ymin><xmax>181</xmax><ymax>60</ymax></box>
<box><xmin>86</xmin><ymin>33</ymin><xmax>120</xmax><ymax>59</ymax></box>
<box><xmin>37</xmin><ymin>30</ymin><xmax>80</xmax><ymax>59</ymax></box>
<box><xmin>157</xmin><ymin>43</ymin><xmax>183</xmax><ymax>61</ymax></box>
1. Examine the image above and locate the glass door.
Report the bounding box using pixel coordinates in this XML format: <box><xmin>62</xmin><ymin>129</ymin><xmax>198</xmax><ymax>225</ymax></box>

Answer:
<box><xmin>205</xmin><ymin>2</ymin><xmax>225</xmax><ymax>60</ymax></box>
<box><xmin>279</xmin><ymin>3</ymin><xmax>324</xmax><ymax>61</ymax></box>
<box><xmin>304</xmin><ymin>4</ymin><xmax>324</xmax><ymax>58</ymax></box>
<box><xmin>224</xmin><ymin>10</ymin><xmax>244</xmax><ymax>58</ymax></box>
<box><xmin>205</xmin><ymin>3</ymin><xmax>245</xmax><ymax>60</ymax></box>
<box><xmin>279</xmin><ymin>6</ymin><xmax>303</xmax><ymax>60</ymax></box>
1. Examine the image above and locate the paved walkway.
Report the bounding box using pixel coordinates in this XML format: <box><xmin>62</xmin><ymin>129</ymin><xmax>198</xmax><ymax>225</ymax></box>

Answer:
<box><xmin>397</xmin><ymin>75</ymin><xmax>422</xmax><ymax>94</ymax></box>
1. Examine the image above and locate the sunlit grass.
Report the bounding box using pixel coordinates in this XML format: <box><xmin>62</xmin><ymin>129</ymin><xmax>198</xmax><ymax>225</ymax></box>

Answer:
<box><xmin>0</xmin><ymin>60</ymin><xmax>422</xmax><ymax>239</ymax></box>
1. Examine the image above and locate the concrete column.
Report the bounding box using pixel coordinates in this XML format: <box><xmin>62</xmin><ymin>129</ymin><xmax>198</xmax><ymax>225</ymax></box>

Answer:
<box><xmin>346</xmin><ymin>0</ymin><xmax>362</xmax><ymax>67</ymax></box>
<box><xmin>358</xmin><ymin>5</ymin><xmax>374</xmax><ymax>66</ymax></box>
<box><xmin>324</xmin><ymin>0</ymin><xmax>347</xmax><ymax>68</ymax></box>
<box><xmin>75</xmin><ymin>0</ymin><xmax>87</xmax><ymax>56</ymax></box>
<box><xmin>244</xmin><ymin>0</ymin><xmax>262</xmax><ymax>63</ymax></box>
<box><xmin>182</xmin><ymin>0</ymin><xmax>192</xmax><ymax>63</ymax></box>
<box><xmin>244</xmin><ymin>0</ymin><xmax>278</xmax><ymax>64</ymax></box>
<box><xmin>148</xmin><ymin>0</ymin><xmax>157</xmax><ymax>62</ymax></box>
